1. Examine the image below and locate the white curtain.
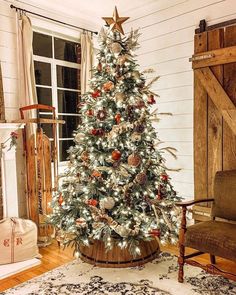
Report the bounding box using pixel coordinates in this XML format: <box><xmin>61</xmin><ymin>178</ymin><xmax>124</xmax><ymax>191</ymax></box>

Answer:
<box><xmin>80</xmin><ymin>32</ymin><xmax>93</xmax><ymax>94</ymax></box>
<box><xmin>16</xmin><ymin>13</ymin><xmax>37</xmax><ymax>109</ymax></box>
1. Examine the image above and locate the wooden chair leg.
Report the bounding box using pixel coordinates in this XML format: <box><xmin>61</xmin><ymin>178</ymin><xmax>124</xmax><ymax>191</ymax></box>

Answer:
<box><xmin>210</xmin><ymin>254</ymin><xmax>216</xmax><ymax>264</ymax></box>
<box><xmin>178</xmin><ymin>244</ymin><xmax>185</xmax><ymax>283</ymax></box>
<box><xmin>178</xmin><ymin>206</ymin><xmax>187</xmax><ymax>283</ymax></box>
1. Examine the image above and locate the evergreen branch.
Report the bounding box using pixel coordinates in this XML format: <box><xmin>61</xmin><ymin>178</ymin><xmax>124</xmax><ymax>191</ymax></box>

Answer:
<box><xmin>145</xmin><ymin>76</ymin><xmax>160</xmax><ymax>88</ymax></box>
<box><xmin>142</xmin><ymin>68</ymin><xmax>155</xmax><ymax>74</ymax></box>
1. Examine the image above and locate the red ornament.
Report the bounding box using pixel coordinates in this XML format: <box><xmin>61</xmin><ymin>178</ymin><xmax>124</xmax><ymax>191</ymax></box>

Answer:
<box><xmin>86</xmin><ymin>109</ymin><xmax>94</xmax><ymax>116</ymax></box>
<box><xmin>112</xmin><ymin>150</ymin><xmax>121</xmax><ymax>161</ymax></box>
<box><xmin>161</xmin><ymin>173</ymin><xmax>168</xmax><ymax>182</ymax></box>
<box><xmin>156</xmin><ymin>193</ymin><xmax>162</xmax><ymax>200</ymax></box>
<box><xmin>91</xmin><ymin>128</ymin><xmax>104</xmax><ymax>136</ymax></box>
<box><xmin>115</xmin><ymin>113</ymin><xmax>121</xmax><ymax>124</ymax></box>
<box><xmin>136</xmin><ymin>100</ymin><xmax>145</xmax><ymax>109</ymax></box>
<box><xmin>97</xmin><ymin>109</ymin><xmax>107</xmax><ymax>120</ymax></box>
<box><xmin>97</xmin><ymin>62</ymin><xmax>102</xmax><ymax>72</ymax></box>
<box><xmin>92</xmin><ymin>170</ymin><xmax>102</xmax><ymax>178</ymax></box>
<box><xmin>87</xmin><ymin>199</ymin><xmax>98</xmax><ymax>206</ymax></box>
<box><xmin>147</xmin><ymin>94</ymin><xmax>156</xmax><ymax>105</ymax></box>
<box><xmin>58</xmin><ymin>193</ymin><xmax>63</xmax><ymax>206</ymax></box>
<box><xmin>91</xmin><ymin>129</ymin><xmax>98</xmax><ymax>135</ymax></box>
<box><xmin>149</xmin><ymin>229</ymin><xmax>161</xmax><ymax>237</ymax></box>
<box><xmin>92</xmin><ymin>89</ymin><xmax>101</xmax><ymax>99</ymax></box>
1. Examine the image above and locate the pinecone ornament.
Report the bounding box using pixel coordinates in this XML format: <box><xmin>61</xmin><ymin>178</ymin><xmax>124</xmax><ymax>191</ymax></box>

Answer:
<box><xmin>128</xmin><ymin>153</ymin><xmax>141</xmax><ymax>167</ymax></box>
<box><xmin>135</xmin><ymin>172</ymin><xmax>147</xmax><ymax>184</ymax></box>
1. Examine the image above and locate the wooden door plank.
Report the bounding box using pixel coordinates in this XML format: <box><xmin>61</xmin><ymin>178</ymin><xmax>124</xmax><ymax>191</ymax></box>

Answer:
<box><xmin>222</xmin><ymin>110</ymin><xmax>236</xmax><ymax>134</ymax></box>
<box><xmin>207</xmin><ymin>29</ymin><xmax>224</xmax><ymax>199</ymax></box>
<box><xmin>191</xmin><ymin>45</ymin><xmax>236</xmax><ymax>69</ymax></box>
<box><xmin>194</xmin><ymin>32</ymin><xmax>208</xmax><ymax>201</ymax></box>
<box><xmin>195</xmin><ymin>67</ymin><xmax>236</xmax><ymax>130</ymax></box>
<box><xmin>223</xmin><ymin>25</ymin><xmax>236</xmax><ymax>170</ymax></box>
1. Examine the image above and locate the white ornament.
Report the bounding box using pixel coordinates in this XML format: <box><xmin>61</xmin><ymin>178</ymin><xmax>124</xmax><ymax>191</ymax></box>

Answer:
<box><xmin>75</xmin><ymin>133</ymin><xmax>85</xmax><ymax>142</ymax></box>
<box><xmin>115</xmin><ymin>92</ymin><xmax>125</xmax><ymax>102</ymax></box>
<box><xmin>115</xmin><ymin>225</ymin><xmax>130</xmax><ymax>237</ymax></box>
<box><xmin>100</xmin><ymin>197</ymin><xmax>115</xmax><ymax>210</ymax></box>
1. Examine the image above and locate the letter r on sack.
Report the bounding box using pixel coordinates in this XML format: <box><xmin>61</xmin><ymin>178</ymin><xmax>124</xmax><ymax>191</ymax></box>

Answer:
<box><xmin>3</xmin><ymin>239</ymin><xmax>10</xmax><ymax>247</ymax></box>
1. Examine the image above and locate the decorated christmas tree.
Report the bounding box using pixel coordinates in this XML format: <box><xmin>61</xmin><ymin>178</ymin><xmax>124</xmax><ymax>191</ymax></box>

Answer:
<box><xmin>50</xmin><ymin>7</ymin><xmax>181</xmax><ymax>258</ymax></box>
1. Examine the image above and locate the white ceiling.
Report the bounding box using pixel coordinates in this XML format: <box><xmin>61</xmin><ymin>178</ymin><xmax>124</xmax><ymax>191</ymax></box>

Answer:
<box><xmin>14</xmin><ymin>0</ymin><xmax>159</xmax><ymax>29</ymax></box>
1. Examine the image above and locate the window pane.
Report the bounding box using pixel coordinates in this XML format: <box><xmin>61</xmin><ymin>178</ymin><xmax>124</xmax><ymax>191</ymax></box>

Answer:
<box><xmin>34</xmin><ymin>61</ymin><xmax>51</xmax><ymax>86</ymax></box>
<box><xmin>54</xmin><ymin>37</ymin><xmax>81</xmax><ymax>63</ymax></box>
<box><xmin>33</xmin><ymin>32</ymin><xmax>52</xmax><ymax>58</ymax></box>
<box><xmin>40</xmin><ymin>114</ymin><xmax>53</xmax><ymax>138</ymax></box>
<box><xmin>59</xmin><ymin>115</ymin><xmax>79</xmax><ymax>139</ymax></box>
<box><xmin>59</xmin><ymin>140</ymin><xmax>73</xmax><ymax>161</ymax></box>
<box><xmin>57</xmin><ymin>90</ymin><xmax>79</xmax><ymax>113</ymax></box>
<box><xmin>57</xmin><ymin>65</ymin><xmax>80</xmax><ymax>90</ymax></box>
<box><xmin>36</xmin><ymin>87</ymin><xmax>52</xmax><ymax>109</ymax></box>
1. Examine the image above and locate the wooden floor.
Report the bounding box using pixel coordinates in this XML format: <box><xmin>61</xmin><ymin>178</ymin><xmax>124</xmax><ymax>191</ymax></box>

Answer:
<box><xmin>0</xmin><ymin>240</ymin><xmax>236</xmax><ymax>292</ymax></box>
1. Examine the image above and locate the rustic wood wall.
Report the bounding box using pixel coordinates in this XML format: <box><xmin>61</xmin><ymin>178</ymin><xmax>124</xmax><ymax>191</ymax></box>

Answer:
<box><xmin>193</xmin><ymin>22</ymin><xmax>236</xmax><ymax>221</ymax></box>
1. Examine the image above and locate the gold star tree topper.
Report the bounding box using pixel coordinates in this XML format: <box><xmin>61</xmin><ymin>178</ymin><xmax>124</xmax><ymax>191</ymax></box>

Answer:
<box><xmin>102</xmin><ymin>6</ymin><xmax>129</xmax><ymax>35</ymax></box>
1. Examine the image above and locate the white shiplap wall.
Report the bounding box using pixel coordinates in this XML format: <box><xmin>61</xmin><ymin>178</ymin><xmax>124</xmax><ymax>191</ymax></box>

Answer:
<box><xmin>124</xmin><ymin>0</ymin><xmax>236</xmax><ymax>199</ymax></box>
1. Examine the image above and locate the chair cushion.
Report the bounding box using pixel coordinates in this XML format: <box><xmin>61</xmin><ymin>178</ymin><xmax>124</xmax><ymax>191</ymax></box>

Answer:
<box><xmin>184</xmin><ymin>220</ymin><xmax>236</xmax><ymax>261</ymax></box>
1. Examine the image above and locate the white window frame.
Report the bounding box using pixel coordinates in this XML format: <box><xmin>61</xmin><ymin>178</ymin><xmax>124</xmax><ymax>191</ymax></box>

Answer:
<box><xmin>33</xmin><ymin>28</ymin><xmax>81</xmax><ymax>165</ymax></box>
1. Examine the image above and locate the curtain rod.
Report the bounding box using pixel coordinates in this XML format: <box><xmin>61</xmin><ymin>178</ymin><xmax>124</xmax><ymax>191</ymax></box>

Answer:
<box><xmin>10</xmin><ymin>4</ymin><xmax>98</xmax><ymax>35</ymax></box>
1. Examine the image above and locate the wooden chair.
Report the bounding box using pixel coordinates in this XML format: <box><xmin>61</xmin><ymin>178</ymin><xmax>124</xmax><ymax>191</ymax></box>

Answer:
<box><xmin>176</xmin><ymin>170</ymin><xmax>236</xmax><ymax>283</ymax></box>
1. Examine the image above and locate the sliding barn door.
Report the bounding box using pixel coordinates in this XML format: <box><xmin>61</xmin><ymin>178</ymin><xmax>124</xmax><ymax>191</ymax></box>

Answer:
<box><xmin>192</xmin><ymin>22</ymin><xmax>236</xmax><ymax>221</ymax></box>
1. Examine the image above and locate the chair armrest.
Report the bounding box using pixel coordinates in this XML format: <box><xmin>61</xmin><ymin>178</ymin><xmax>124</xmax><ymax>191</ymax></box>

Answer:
<box><xmin>176</xmin><ymin>198</ymin><xmax>214</xmax><ymax>207</ymax></box>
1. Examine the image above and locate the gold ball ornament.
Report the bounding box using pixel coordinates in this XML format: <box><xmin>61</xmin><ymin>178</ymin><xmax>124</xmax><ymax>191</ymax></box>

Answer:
<box><xmin>115</xmin><ymin>92</ymin><xmax>125</xmax><ymax>102</ymax></box>
<box><xmin>131</xmin><ymin>132</ymin><xmax>141</xmax><ymax>142</ymax></box>
<box><xmin>118</xmin><ymin>55</ymin><xmax>128</xmax><ymax>65</ymax></box>
<box><xmin>135</xmin><ymin>172</ymin><xmax>147</xmax><ymax>185</ymax></box>
<box><xmin>111</xmin><ymin>42</ymin><xmax>123</xmax><ymax>55</ymax></box>
<box><xmin>128</xmin><ymin>153</ymin><xmax>141</xmax><ymax>167</ymax></box>
<box><xmin>100</xmin><ymin>197</ymin><xmax>115</xmax><ymax>210</ymax></box>
<box><xmin>81</xmin><ymin>151</ymin><xmax>89</xmax><ymax>162</ymax></box>
<box><xmin>132</xmin><ymin>71</ymin><xmax>140</xmax><ymax>80</ymax></box>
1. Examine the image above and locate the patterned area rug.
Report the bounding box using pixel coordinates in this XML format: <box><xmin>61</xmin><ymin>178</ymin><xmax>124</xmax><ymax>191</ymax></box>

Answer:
<box><xmin>1</xmin><ymin>253</ymin><xmax>236</xmax><ymax>295</ymax></box>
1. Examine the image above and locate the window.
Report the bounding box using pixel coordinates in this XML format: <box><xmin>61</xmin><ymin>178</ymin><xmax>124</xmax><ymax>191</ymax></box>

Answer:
<box><xmin>33</xmin><ymin>31</ymin><xmax>81</xmax><ymax>162</ymax></box>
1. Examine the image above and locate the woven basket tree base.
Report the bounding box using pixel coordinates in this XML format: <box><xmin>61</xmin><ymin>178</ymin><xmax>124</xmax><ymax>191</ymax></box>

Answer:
<box><xmin>79</xmin><ymin>238</ymin><xmax>160</xmax><ymax>268</ymax></box>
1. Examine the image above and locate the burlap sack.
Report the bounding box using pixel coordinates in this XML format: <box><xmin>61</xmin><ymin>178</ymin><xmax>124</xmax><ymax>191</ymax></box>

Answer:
<box><xmin>0</xmin><ymin>218</ymin><xmax>40</xmax><ymax>265</ymax></box>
